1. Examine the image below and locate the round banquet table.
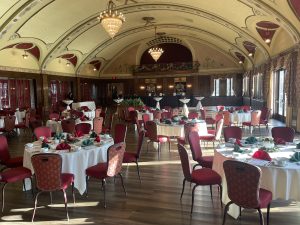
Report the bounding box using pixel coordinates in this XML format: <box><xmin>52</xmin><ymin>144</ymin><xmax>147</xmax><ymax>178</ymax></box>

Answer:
<box><xmin>212</xmin><ymin>144</ymin><xmax>300</xmax><ymax>219</ymax></box>
<box><xmin>230</xmin><ymin>111</ymin><xmax>251</xmax><ymax>124</ymax></box>
<box><xmin>23</xmin><ymin>136</ymin><xmax>114</xmax><ymax>195</ymax></box>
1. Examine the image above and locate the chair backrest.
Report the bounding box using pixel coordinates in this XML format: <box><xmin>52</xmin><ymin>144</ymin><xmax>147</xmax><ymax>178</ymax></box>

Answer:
<box><xmin>142</xmin><ymin>114</ymin><xmax>150</xmax><ymax>129</ymax></box>
<box><xmin>177</xmin><ymin>144</ymin><xmax>192</xmax><ymax>182</ymax></box>
<box><xmin>161</xmin><ymin>111</ymin><xmax>172</xmax><ymax>120</ymax></box>
<box><xmin>4</xmin><ymin>115</ymin><xmax>16</xmax><ymax>132</ymax></box>
<box><xmin>145</xmin><ymin>121</ymin><xmax>158</xmax><ymax>141</ymax></box>
<box><xmin>34</xmin><ymin>126</ymin><xmax>52</xmax><ymax>139</ymax></box>
<box><xmin>104</xmin><ymin>113</ymin><xmax>113</xmax><ymax>131</ymax></box>
<box><xmin>93</xmin><ymin>117</ymin><xmax>103</xmax><ymax>135</ymax></box>
<box><xmin>215</xmin><ymin>118</ymin><xmax>224</xmax><ymax>140</ymax></box>
<box><xmin>114</xmin><ymin>123</ymin><xmax>127</xmax><ymax>144</ymax></box>
<box><xmin>260</xmin><ymin>107</ymin><xmax>268</xmax><ymax>121</ymax></box>
<box><xmin>24</xmin><ymin>111</ymin><xmax>30</xmax><ymax>127</ymax></box>
<box><xmin>223</xmin><ymin>160</ymin><xmax>261</xmax><ymax>209</ymax></box>
<box><xmin>200</xmin><ymin>109</ymin><xmax>206</xmax><ymax>119</ymax></box>
<box><xmin>171</xmin><ymin>108</ymin><xmax>179</xmax><ymax>116</ymax></box>
<box><xmin>30</xmin><ymin>120</ymin><xmax>42</xmax><ymax>131</ymax></box>
<box><xmin>75</xmin><ymin>123</ymin><xmax>92</xmax><ymax>134</ymax></box>
<box><xmin>95</xmin><ymin>108</ymin><xmax>102</xmax><ymax>118</ymax></box>
<box><xmin>221</xmin><ymin>111</ymin><xmax>231</xmax><ymax>126</ymax></box>
<box><xmin>135</xmin><ymin>130</ymin><xmax>145</xmax><ymax>159</ymax></box>
<box><xmin>223</xmin><ymin>126</ymin><xmax>242</xmax><ymax>142</ymax></box>
<box><xmin>271</xmin><ymin>127</ymin><xmax>295</xmax><ymax>142</ymax></box>
<box><xmin>188</xmin><ymin>131</ymin><xmax>202</xmax><ymax>160</ymax></box>
<box><xmin>153</xmin><ymin>111</ymin><xmax>162</xmax><ymax>120</ymax></box>
<box><xmin>216</xmin><ymin>105</ymin><xmax>225</xmax><ymax>111</ymax></box>
<box><xmin>107</xmin><ymin>142</ymin><xmax>126</xmax><ymax>177</ymax></box>
<box><xmin>188</xmin><ymin>112</ymin><xmax>199</xmax><ymax>119</ymax></box>
<box><xmin>164</xmin><ymin>106</ymin><xmax>172</xmax><ymax>112</ymax></box>
<box><xmin>49</xmin><ymin>113</ymin><xmax>60</xmax><ymax>120</ymax></box>
<box><xmin>0</xmin><ymin>135</ymin><xmax>10</xmax><ymax>163</ymax></box>
<box><xmin>128</xmin><ymin>110</ymin><xmax>137</xmax><ymax>123</ymax></box>
<box><xmin>251</xmin><ymin>110</ymin><xmax>261</xmax><ymax>126</ymax></box>
<box><xmin>184</xmin><ymin>123</ymin><xmax>199</xmax><ymax>144</ymax></box>
<box><xmin>31</xmin><ymin>153</ymin><xmax>62</xmax><ymax>191</ymax></box>
<box><xmin>61</xmin><ymin>119</ymin><xmax>75</xmax><ymax>134</ymax></box>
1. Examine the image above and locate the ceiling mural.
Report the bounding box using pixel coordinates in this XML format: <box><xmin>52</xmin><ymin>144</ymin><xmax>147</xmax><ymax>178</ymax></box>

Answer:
<box><xmin>0</xmin><ymin>0</ymin><xmax>298</xmax><ymax>77</ymax></box>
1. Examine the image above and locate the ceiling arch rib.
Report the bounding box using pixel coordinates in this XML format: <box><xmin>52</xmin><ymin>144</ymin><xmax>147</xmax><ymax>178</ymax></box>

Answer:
<box><xmin>40</xmin><ymin>2</ymin><xmax>269</xmax><ymax>72</ymax></box>
<box><xmin>76</xmin><ymin>24</ymin><xmax>252</xmax><ymax>75</ymax></box>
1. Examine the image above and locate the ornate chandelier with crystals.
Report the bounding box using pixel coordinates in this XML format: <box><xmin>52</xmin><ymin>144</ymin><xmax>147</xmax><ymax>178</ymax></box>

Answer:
<box><xmin>99</xmin><ymin>0</ymin><xmax>125</xmax><ymax>38</ymax></box>
<box><xmin>148</xmin><ymin>27</ymin><xmax>164</xmax><ymax>62</ymax></box>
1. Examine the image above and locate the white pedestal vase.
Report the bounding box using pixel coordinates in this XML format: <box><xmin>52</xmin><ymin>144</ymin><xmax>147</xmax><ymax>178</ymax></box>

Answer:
<box><xmin>179</xmin><ymin>98</ymin><xmax>190</xmax><ymax>117</ymax></box>
<box><xmin>195</xmin><ymin>97</ymin><xmax>204</xmax><ymax>111</ymax></box>
<box><xmin>154</xmin><ymin>97</ymin><xmax>163</xmax><ymax>110</ymax></box>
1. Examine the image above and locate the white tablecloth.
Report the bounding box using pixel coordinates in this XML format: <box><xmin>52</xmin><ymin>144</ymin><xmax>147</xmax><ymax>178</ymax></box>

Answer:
<box><xmin>46</xmin><ymin>120</ymin><xmax>62</xmax><ymax>134</ymax></box>
<box><xmin>213</xmin><ymin>144</ymin><xmax>300</xmax><ymax>218</ymax></box>
<box><xmin>137</xmin><ymin>112</ymin><xmax>153</xmax><ymax>121</ymax></box>
<box><xmin>72</xmin><ymin>101</ymin><xmax>96</xmax><ymax>111</ymax></box>
<box><xmin>230</xmin><ymin>112</ymin><xmax>251</xmax><ymax>124</ymax></box>
<box><xmin>23</xmin><ymin>137</ymin><xmax>114</xmax><ymax>195</ymax></box>
<box><xmin>0</xmin><ymin>116</ymin><xmax>18</xmax><ymax>128</ymax></box>
<box><xmin>83</xmin><ymin>111</ymin><xmax>96</xmax><ymax>119</ymax></box>
<box><xmin>15</xmin><ymin>110</ymin><xmax>26</xmax><ymax>123</ymax></box>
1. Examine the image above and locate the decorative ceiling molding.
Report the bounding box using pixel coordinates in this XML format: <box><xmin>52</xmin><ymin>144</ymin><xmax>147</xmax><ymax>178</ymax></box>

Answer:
<box><xmin>288</xmin><ymin>0</ymin><xmax>300</xmax><ymax>21</ymax></box>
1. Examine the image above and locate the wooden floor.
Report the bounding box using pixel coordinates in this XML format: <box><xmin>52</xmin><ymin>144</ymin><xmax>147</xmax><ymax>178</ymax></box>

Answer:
<box><xmin>1</xmin><ymin>119</ymin><xmax>300</xmax><ymax>225</ymax></box>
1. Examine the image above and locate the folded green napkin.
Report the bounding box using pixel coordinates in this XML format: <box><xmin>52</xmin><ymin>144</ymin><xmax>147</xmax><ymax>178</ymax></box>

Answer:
<box><xmin>296</xmin><ymin>143</ymin><xmax>300</xmax><ymax>149</ymax></box>
<box><xmin>41</xmin><ymin>142</ymin><xmax>49</xmax><ymax>149</ymax></box>
<box><xmin>290</xmin><ymin>152</ymin><xmax>300</xmax><ymax>162</ymax></box>
<box><xmin>53</xmin><ymin>133</ymin><xmax>64</xmax><ymax>140</ymax></box>
<box><xmin>81</xmin><ymin>139</ymin><xmax>94</xmax><ymax>147</ymax></box>
<box><xmin>233</xmin><ymin>144</ymin><xmax>245</xmax><ymax>153</ymax></box>
<box><xmin>90</xmin><ymin>131</ymin><xmax>97</xmax><ymax>138</ymax></box>
<box><xmin>245</xmin><ymin>136</ymin><xmax>258</xmax><ymax>144</ymax></box>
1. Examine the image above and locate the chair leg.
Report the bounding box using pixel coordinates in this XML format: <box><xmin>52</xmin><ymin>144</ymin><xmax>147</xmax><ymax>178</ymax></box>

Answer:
<box><xmin>23</xmin><ymin>180</ymin><xmax>27</xmax><ymax>192</ymax></box>
<box><xmin>1</xmin><ymin>183</ymin><xmax>8</xmax><ymax>212</ymax></box>
<box><xmin>267</xmin><ymin>203</ymin><xmax>271</xmax><ymax>225</ymax></box>
<box><xmin>168</xmin><ymin>141</ymin><xmax>171</xmax><ymax>152</ymax></box>
<box><xmin>157</xmin><ymin>143</ymin><xmax>160</xmax><ymax>159</ymax></box>
<box><xmin>257</xmin><ymin>208</ymin><xmax>264</xmax><ymax>225</ymax></box>
<box><xmin>135</xmin><ymin>161</ymin><xmax>141</xmax><ymax>183</ymax></box>
<box><xmin>29</xmin><ymin>177</ymin><xmax>34</xmax><ymax>197</ymax></box>
<box><xmin>85</xmin><ymin>176</ymin><xmax>89</xmax><ymax>197</ymax></box>
<box><xmin>180</xmin><ymin>179</ymin><xmax>186</xmax><ymax>200</ymax></box>
<box><xmin>192</xmin><ymin>164</ymin><xmax>200</xmax><ymax>170</ymax></box>
<box><xmin>72</xmin><ymin>182</ymin><xmax>75</xmax><ymax>204</ymax></box>
<box><xmin>209</xmin><ymin>185</ymin><xmax>213</xmax><ymax>200</ymax></box>
<box><xmin>102</xmin><ymin>179</ymin><xmax>106</xmax><ymax>208</ymax></box>
<box><xmin>239</xmin><ymin>206</ymin><xmax>242</xmax><ymax>219</ymax></box>
<box><xmin>222</xmin><ymin>201</ymin><xmax>233</xmax><ymax>225</ymax></box>
<box><xmin>119</xmin><ymin>173</ymin><xmax>126</xmax><ymax>196</ymax></box>
<box><xmin>62</xmin><ymin>189</ymin><xmax>69</xmax><ymax>221</ymax></box>
<box><xmin>49</xmin><ymin>192</ymin><xmax>53</xmax><ymax>204</ymax></box>
<box><xmin>32</xmin><ymin>191</ymin><xmax>42</xmax><ymax>222</ymax></box>
<box><xmin>219</xmin><ymin>184</ymin><xmax>223</xmax><ymax>207</ymax></box>
<box><xmin>190</xmin><ymin>184</ymin><xmax>199</xmax><ymax>214</ymax></box>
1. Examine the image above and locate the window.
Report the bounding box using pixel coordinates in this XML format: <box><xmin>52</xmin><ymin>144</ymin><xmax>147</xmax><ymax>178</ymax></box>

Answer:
<box><xmin>226</xmin><ymin>78</ymin><xmax>234</xmax><ymax>96</ymax></box>
<box><xmin>212</xmin><ymin>78</ymin><xmax>234</xmax><ymax>96</ymax></box>
<box><xmin>252</xmin><ymin>73</ymin><xmax>263</xmax><ymax>99</ymax></box>
<box><xmin>50</xmin><ymin>80</ymin><xmax>71</xmax><ymax>107</ymax></box>
<box><xmin>212</xmin><ymin>79</ymin><xmax>220</xmax><ymax>96</ymax></box>
<box><xmin>243</xmin><ymin>76</ymin><xmax>249</xmax><ymax>96</ymax></box>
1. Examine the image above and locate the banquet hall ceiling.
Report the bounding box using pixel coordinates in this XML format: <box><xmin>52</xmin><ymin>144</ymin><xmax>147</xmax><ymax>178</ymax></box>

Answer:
<box><xmin>0</xmin><ymin>0</ymin><xmax>299</xmax><ymax>77</ymax></box>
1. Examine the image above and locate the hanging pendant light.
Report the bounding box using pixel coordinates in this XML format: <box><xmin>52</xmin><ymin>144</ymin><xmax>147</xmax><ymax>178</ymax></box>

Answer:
<box><xmin>99</xmin><ymin>0</ymin><xmax>125</xmax><ymax>38</ymax></box>
<box><xmin>148</xmin><ymin>26</ymin><xmax>164</xmax><ymax>62</ymax></box>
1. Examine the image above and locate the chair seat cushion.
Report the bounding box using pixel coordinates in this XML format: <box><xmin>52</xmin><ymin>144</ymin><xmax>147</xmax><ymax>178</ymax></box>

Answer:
<box><xmin>1</xmin><ymin>167</ymin><xmax>31</xmax><ymax>183</ymax></box>
<box><xmin>86</xmin><ymin>163</ymin><xmax>108</xmax><ymax>179</ymax></box>
<box><xmin>15</xmin><ymin>123</ymin><xmax>26</xmax><ymax>129</ymax></box>
<box><xmin>242</xmin><ymin>121</ymin><xmax>251</xmax><ymax>126</ymax></box>
<box><xmin>205</xmin><ymin>118</ymin><xmax>216</xmax><ymax>124</ymax></box>
<box><xmin>177</xmin><ymin>137</ymin><xmax>186</xmax><ymax>145</ymax></box>
<box><xmin>123</xmin><ymin>152</ymin><xmax>137</xmax><ymax>163</ymax></box>
<box><xmin>207</xmin><ymin>129</ymin><xmax>216</xmax><ymax>135</ymax></box>
<box><xmin>259</xmin><ymin>120</ymin><xmax>267</xmax><ymax>125</ymax></box>
<box><xmin>157</xmin><ymin>135</ymin><xmax>170</xmax><ymax>143</ymax></box>
<box><xmin>199</xmin><ymin>134</ymin><xmax>215</xmax><ymax>141</ymax></box>
<box><xmin>191</xmin><ymin>168</ymin><xmax>221</xmax><ymax>185</ymax></box>
<box><xmin>196</xmin><ymin>156</ymin><xmax>214</xmax><ymax>168</ymax></box>
<box><xmin>61</xmin><ymin>173</ymin><xmax>74</xmax><ymax>190</ymax></box>
<box><xmin>102</xmin><ymin>127</ymin><xmax>110</xmax><ymax>133</ymax></box>
<box><xmin>5</xmin><ymin>156</ymin><xmax>23</xmax><ymax>168</ymax></box>
<box><xmin>259</xmin><ymin>188</ymin><xmax>272</xmax><ymax>208</ymax></box>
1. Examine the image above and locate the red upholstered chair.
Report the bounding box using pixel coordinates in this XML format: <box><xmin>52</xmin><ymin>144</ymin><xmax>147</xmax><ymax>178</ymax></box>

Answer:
<box><xmin>75</xmin><ymin>123</ymin><xmax>92</xmax><ymax>135</ymax></box>
<box><xmin>0</xmin><ymin>135</ymin><xmax>23</xmax><ymax>171</ymax></box>
<box><xmin>34</xmin><ymin>126</ymin><xmax>52</xmax><ymax>139</ymax></box>
<box><xmin>271</xmin><ymin>127</ymin><xmax>295</xmax><ymax>142</ymax></box>
<box><xmin>223</xmin><ymin>126</ymin><xmax>242</xmax><ymax>142</ymax></box>
<box><xmin>15</xmin><ymin>111</ymin><xmax>30</xmax><ymax>134</ymax></box>
<box><xmin>222</xmin><ymin>160</ymin><xmax>272</xmax><ymax>225</ymax></box>
<box><xmin>0</xmin><ymin>167</ymin><xmax>33</xmax><ymax>212</ymax></box>
<box><xmin>31</xmin><ymin>153</ymin><xmax>75</xmax><ymax>221</ymax></box>
<box><xmin>102</xmin><ymin>113</ymin><xmax>113</xmax><ymax>134</ymax></box>
<box><xmin>123</xmin><ymin>130</ymin><xmax>145</xmax><ymax>182</ymax></box>
<box><xmin>49</xmin><ymin>112</ymin><xmax>60</xmax><ymax>120</ymax></box>
<box><xmin>216</xmin><ymin>105</ymin><xmax>225</xmax><ymax>111</ymax></box>
<box><xmin>93</xmin><ymin>117</ymin><xmax>103</xmax><ymax>135</ymax></box>
<box><xmin>200</xmin><ymin>109</ymin><xmax>215</xmax><ymax>127</ymax></box>
<box><xmin>29</xmin><ymin>120</ymin><xmax>43</xmax><ymax>133</ymax></box>
<box><xmin>242</xmin><ymin>110</ymin><xmax>261</xmax><ymax>133</ymax></box>
<box><xmin>85</xmin><ymin>142</ymin><xmax>126</xmax><ymax>208</ymax></box>
<box><xmin>113</xmin><ymin>123</ymin><xmax>127</xmax><ymax>144</ymax></box>
<box><xmin>259</xmin><ymin>107</ymin><xmax>271</xmax><ymax>130</ymax></box>
<box><xmin>171</xmin><ymin>108</ymin><xmax>179</xmax><ymax>117</ymax></box>
<box><xmin>161</xmin><ymin>111</ymin><xmax>172</xmax><ymax>120</ymax></box>
<box><xmin>177</xmin><ymin>144</ymin><xmax>222</xmax><ymax>214</ymax></box>
<box><xmin>95</xmin><ymin>108</ymin><xmax>102</xmax><ymax>118</ymax></box>
<box><xmin>177</xmin><ymin>122</ymin><xmax>200</xmax><ymax>146</ymax></box>
<box><xmin>3</xmin><ymin>115</ymin><xmax>16</xmax><ymax>136</ymax></box>
<box><xmin>146</xmin><ymin>121</ymin><xmax>170</xmax><ymax>157</ymax></box>
<box><xmin>188</xmin><ymin>131</ymin><xmax>214</xmax><ymax>169</ymax></box>
<box><xmin>199</xmin><ymin>119</ymin><xmax>224</xmax><ymax>148</ymax></box>
<box><xmin>188</xmin><ymin>112</ymin><xmax>199</xmax><ymax>119</ymax></box>
<box><xmin>153</xmin><ymin>111</ymin><xmax>162</xmax><ymax>120</ymax></box>
<box><xmin>61</xmin><ymin>119</ymin><xmax>75</xmax><ymax>134</ymax></box>
<box><xmin>219</xmin><ymin>111</ymin><xmax>231</xmax><ymax>127</ymax></box>
<box><xmin>142</xmin><ymin>114</ymin><xmax>150</xmax><ymax>130</ymax></box>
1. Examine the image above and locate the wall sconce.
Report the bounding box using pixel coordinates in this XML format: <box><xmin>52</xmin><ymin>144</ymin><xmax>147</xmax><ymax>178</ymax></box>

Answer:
<box><xmin>93</xmin><ymin>67</ymin><xmax>97</xmax><ymax>71</ymax></box>
<box><xmin>66</xmin><ymin>62</ymin><xmax>71</xmax><ymax>67</ymax></box>
<box><xmin>140</xmin><ymin>86</ymin><xmax>145</xmax><ymax>90</ymax></box>
<box><xmin>169</xmin><ymin>85</ymin><xmax>174</xmax><ymax>89</ymax></box>
<box><xmin>22</xmin><ymin>51</ymin><xmax>28</xmax><ymax>59</ymax></box>
<box><xmin>156</xmin><ymin>85</ymin><xmax>162</xmax><ymax>89</ymax></box>
<box><xmin>187</xmin><ymin>84</ymin><xmax>192</xmax><ymax>88</ymax></box>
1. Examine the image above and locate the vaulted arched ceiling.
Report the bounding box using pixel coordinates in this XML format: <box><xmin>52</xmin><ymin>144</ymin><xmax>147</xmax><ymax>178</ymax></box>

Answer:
<box><xmin>0</xmin><ymin>0</ymin><xmax>299</xmax><ymax>77</ymax></box>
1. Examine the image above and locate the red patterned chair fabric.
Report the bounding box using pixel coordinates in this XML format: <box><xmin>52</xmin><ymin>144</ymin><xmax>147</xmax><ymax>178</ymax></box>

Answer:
<box><xmin>153</xmin><ymin>111</ymin><xmax>162</xmax><ymax>120</ymax></box>
<box><xmin>223</xmin><ymin>127</ymin><xmax>242</xmax><ymax>142</ymax></box>
<box><xmin>0</xmin><ymin>135</ymin><xmax>23</xmax><ymax>170</ymax></box>
<box><xmin>259</xmin><ymin>107</ymin><xmax>271</xmax><ymax>130</ymax></box>
<box><xmin>85</xmin><ymin>142</ymin><xmax>126</xmax><ymax>208</ymax></box>
<box><xmin>177</xmin><ymin>122</ymin><xmax>200</xmax><ymax>145</ymax></box>
<box><xmin>271</xmin><ymin>127</ymin><xmax>295</xmax><ymax>142</ymax></box>
<box><xmin>95</xmin><ymin>108</ymin><xmax>102</xmax><ymax>118</ymax></box>
<box><xmin>113</xmin><ymin>123</ymin><xmax>127</xmax><ymax>144</ymax></box>
<box><xmin>242</xmin><ymin>110</ymin><xmax>261</xmax><ymax>131</ymax></box>
<box><xmin>142</xmin><ymin>114</ymin><xmax>150</xmax><ymax>130</ymax></box>
<box><xmin>93</xmin><ymin>117</ymin><xmax>103</xmax><ymax>135</ymax></box>
<box><xmin>188</xmin><ymin>112</ymin><xmax>199</xmax><ymax>119</ymax></box>
<box><xmin>49</xmin><ymin>113</ymin><xmax>60</xmax><ymax>120</ymax></box>
<box><xmin>75</xmin><ymin>123</ymin><xmax>91</xmax><ymax>135</ymax></box>
<box><xmin>34</xmin><ymin>126</ymin><xmax>52</xmax><ymax>139</ymax></box>
<box><xmin>161</xmin><ymin>111</ymin><xmax>172</xmax><ymax>120</ymax></box>
<box><xmin>0</xmin><ymin>166</ymin><xmax>32</xmax><ymax>212</ymax></box>
<box><xmin>102</xmin><ymin>113</ymin><xmax>113</xmax><ymax>133</ymax></box>
<box><xmin>61</xmin><ymin>119</ymin><xmax>75</xmax><ymax>134</ymax></box>
<box><xmin>3</xmin><ymin>115</ymin><xmax>16</xmax><ymax>135</ymax></box>
<box><xmin>123</xmin><ymin>130</ymin><xmax>145</xmax><ymax>182</ymax></box>
<box><xmin>177</xmin><ymin>144</ymin><xmax>222</xmax><ymax>214</ymax></box>
<box><xmin>31</xmin><ymin>153</ymin><xmax>75</xmax><ymax>221</ymax></box>
<box><xmin>222</xmin><ymin>160</ymin><xmax>272</xmax><ymax>225</ymax></box>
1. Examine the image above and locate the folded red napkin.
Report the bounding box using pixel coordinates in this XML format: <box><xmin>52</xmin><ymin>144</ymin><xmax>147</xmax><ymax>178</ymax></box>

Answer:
<box><xmin>252</xmin><ymin>149</ymin><xmax>272</xmax><ymax>161</ymax></box>
<box><xmin>95</xmin><ymin>136</ymin><xmax>101</xmax><ymax>143</ymax></box>
<box><xmin>274</xmin><ymin>138</ymin><xmax>286</xmax><ymax>145</ymax></box>
<box><xmin>56</xmin><ymin>143</ymin><xmax>71</xmax><ymax>150</ymax></box>
<box><xmin>75</xmin><ymin>130</ymin><xmax>84</xmax><ymax>137</ymax></box>
<box><xmin>235</xmin><ymin>139</ymin><xmax>243</xmax><ymax>147</ymax></box>
<box><xmin>43</xmin><ymin>138</ymin><xmax>51</xmax><ymax>143</ymax></box>
<box><xmin>81</xmin><ymin>106</ymin><xmax>90</xmax><ymax>112</ymax></box>
<box><xmin>179</xmin><ymin>120</ymin><xmax>186</xmax><ymax>125</ymax></box>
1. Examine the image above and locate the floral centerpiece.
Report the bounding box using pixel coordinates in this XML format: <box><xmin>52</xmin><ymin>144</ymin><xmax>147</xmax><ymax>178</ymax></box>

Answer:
<box><xmin>120</xmin><ymin>98</ymin><xmax>145</xmax><ymax>107</ymax></box>
<box><xmin>261</xmin><ymin>137</ymin><xmax>275</xmax><ymax>149</ymax></box>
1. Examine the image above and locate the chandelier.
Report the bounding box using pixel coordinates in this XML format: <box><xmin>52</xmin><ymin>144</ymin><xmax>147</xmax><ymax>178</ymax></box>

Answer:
<box><xmin>99</xmin><ymin>0</ymin><xmax>125</xmax><ymax>38</ymax></box>
<box><xmin>148</xmin><ymin>27</ymin><xmax>164</xmax><ymax>62</ymax></box>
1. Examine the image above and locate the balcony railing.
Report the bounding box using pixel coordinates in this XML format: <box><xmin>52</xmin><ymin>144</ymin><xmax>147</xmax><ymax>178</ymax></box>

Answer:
<box><xmin>132</xmin><ymin>61</ymin><xmax>200</xmax><ymax>75</ymax></box>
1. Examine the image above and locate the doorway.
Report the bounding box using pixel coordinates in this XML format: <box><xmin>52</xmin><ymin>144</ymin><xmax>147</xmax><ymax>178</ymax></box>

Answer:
<box><xmin>273</xmin><ymin>69</ymin><xmax>286</xmax><ymax>122</ymax></box>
